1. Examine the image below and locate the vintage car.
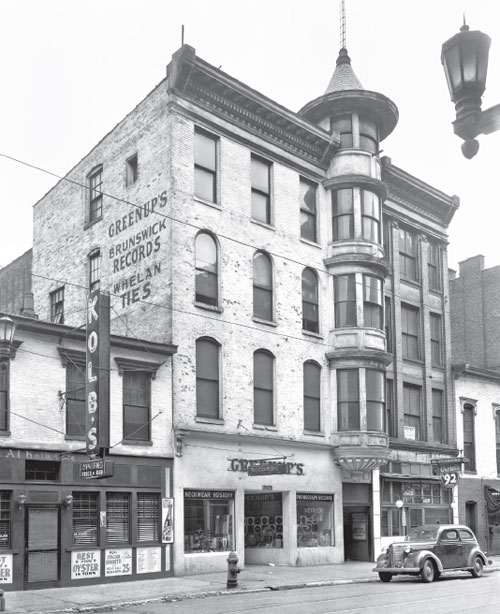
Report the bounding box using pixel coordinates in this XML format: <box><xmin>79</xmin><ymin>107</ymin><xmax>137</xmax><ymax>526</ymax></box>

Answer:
<box><xmin>373</xmin><ymin>524</ymin><xmax>491</xmax><ymax>583</ymax></box>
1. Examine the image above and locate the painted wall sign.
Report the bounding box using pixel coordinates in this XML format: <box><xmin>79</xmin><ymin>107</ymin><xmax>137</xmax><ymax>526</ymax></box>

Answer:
<box><xmin>0</xmin><ymin>448</ymin><xmax>75</xmax><ymax>461</ymax></box>
<box><xmin>85</xmin><ymin>290</ymin><xmax>110</xmax><ymax>456</ymax></box>
<box><xmin>184</xmin><ymin>490</ymin><xmax>235</xmax><ymax>500</ymax></box>
<box><xmin>71</xmin><ymin>550</ymin><xmax>101</xmax><ymax>579</ymax></box>
<box><xmin>136</xmin><ymin>547</ymin><xmax>161</xmax><ymax>574</ymax></box>
<box><xmin>108</xmin><ymin>190</ymin><xmax>168</xmax><ymax>308</ymax></box>
<box><xmin>297</xmin><ymin>493</ymin><xmax>334</xmax><ymax>502</ymax></box>
<box><xmin>0</xmin><ymin>554</ymin><xmax>13</xmax><ymax>583</ymax></box>
<box><xmin>104</xmin><ymin>548</ymin><xmax>132</xmax><ymax>577</ymax></box>
<box><xmin>229</xmin><ymin>458</ymin><xmax>304</xmax><ymax>475</ymax></box>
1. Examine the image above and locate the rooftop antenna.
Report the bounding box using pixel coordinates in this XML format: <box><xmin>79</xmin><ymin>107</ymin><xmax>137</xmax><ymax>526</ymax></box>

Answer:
<box><xmin>181</xmin><ymin>24</ymin><xmax>185</xmax><ymax>46</ymax></box>
<box><xmin>340</xmin><ymin>0</ymin><xmax>347</xmax><ymax>49</ymax></box>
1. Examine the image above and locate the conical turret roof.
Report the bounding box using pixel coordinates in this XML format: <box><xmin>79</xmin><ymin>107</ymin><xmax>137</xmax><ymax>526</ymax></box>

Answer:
<box><xmin>325</xmin><ymin>48</ymin><xmax>363</xmax><ymax>93</ymax></box>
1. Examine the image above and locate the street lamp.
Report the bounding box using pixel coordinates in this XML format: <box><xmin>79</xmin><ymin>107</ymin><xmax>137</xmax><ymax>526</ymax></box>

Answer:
<box><xmin>0</xmin><ymin>316</ymin><xmax>16</xmax><ymax>360</ymax></box>
<box><xmin>395</xmin><ymin>498</ymin><xmax>404</xmax><ymax>536</ymax></box>
<box><xmin>441</xmin><ymin>21</ymin><xmax>500</xmax><ymax>158</ymax></box>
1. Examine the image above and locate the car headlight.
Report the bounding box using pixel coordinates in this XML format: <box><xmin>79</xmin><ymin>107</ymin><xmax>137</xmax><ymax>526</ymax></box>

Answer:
<box><xmin>404</xmin><ymin>547</ymin><xmax>412</xmax><ymax>555</ymax></box>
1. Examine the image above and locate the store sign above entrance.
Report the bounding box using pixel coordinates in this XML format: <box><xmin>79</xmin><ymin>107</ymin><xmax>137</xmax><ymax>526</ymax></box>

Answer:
<box><xmin>80</xmin><ymin>459</ymin><xmax>114</xmax><ymax>479</ymax></box>
<box><xmin>229</xmin><ymin>458</ymin><xmax>304</xmax><ymax>475</ymax></box>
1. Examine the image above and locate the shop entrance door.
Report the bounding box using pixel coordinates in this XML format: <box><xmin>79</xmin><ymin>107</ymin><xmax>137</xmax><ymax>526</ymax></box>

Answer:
<box><xmin>25</xmin><ymin>507</ymin><xmax>60</xmax><ymax>588</ymax></box>
<box><xmin>343</xmin><ymin>506</ymin><xmax>371</xmax><ymax>561</ymax></box>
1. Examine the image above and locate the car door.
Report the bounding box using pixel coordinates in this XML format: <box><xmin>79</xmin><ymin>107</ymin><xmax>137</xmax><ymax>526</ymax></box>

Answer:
<box><xmin>458</xmin><ymin>528</ymin><xmax>477</xmax><ymax>564</ymax></box>
<box><xmin>435</xmin><ymin>528</ymin><xmax>464</xmax><ymax>569</ymax></box>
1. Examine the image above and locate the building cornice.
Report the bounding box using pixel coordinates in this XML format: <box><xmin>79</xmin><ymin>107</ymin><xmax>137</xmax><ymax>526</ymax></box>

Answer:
<box><xmin>453</xmin><ymin>362</ymin><xmax>500</xmax><ymax>383</ymax></box>
<box><xmin>167</xmin><ymin>45</ymin><xmax>339</xmax><ymax>168</ymax></box>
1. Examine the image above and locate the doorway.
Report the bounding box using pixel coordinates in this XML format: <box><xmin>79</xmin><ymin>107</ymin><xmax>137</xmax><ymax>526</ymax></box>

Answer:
<box><xmin>25</xmin><ymin>506</ymin><xmax>60</xmax><ymax>588</ymax></box>
<box><xmin>343</xmin><ymin>506</ymin><xmax>371</xmax><ymax>561</ymax></box>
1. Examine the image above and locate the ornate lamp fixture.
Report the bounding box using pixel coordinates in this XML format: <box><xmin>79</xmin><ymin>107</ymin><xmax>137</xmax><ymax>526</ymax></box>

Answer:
<box><xmin>0</xmin><ymin>316</ymin><xmax>16</xmax><ymax>360</ymax></box>
<box><xmin>441</xmin><ymin>21</ymin><xmax>500</xmax><ymax>158</ymax></box>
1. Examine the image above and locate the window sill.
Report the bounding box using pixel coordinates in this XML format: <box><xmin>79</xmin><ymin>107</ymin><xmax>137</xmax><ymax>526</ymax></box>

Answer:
<box><xmin>194</xmin><ymin>301</ymin><xmax>223</xmax><ymax>313</ymax></box>
<box><xmin>253</xmin><ymin>316</ymin><xmax>277</xmax><ymax>327</ymax></box>
<box><xmin>428</xmin><ymin>288</ymin><xmax>443</xmax><ymax>296</ymax></box>
<box><xmin>122</xmin><ymin>439</ymin><xmax>153</xmax><ymax>446</ymax></box>
<box><xmin>402</xmin><ymin>357</ymin><xmax>424</xmax><ymax>366</ymax></box>
<box><xmin>195</xmin><ymin>416</ymin><xmax>224</xmax><ymax>425</ymax></box>
<box><xmin>84</xmin><ymin>215</ymin><xmax>103</xmax><ymax>230</ymax></box>
<box><xmin>253</xmin><ymin>423</ymin><xmax>277</xmax><ymax>431</ymax></box>
<box><xmin>193</xmin><ymin>196</ymin><xmax>221</xmax><ymax>210</ymax></box>
<box><xmin>303</xmin><ymin>429</ymin><xmax>325</xmax><ymax>437</ymax></box>
<box><xmin>0</xmin><ymin>431</ymin><xmax>11</xmax><ymax>437</ymax></box>
<box><xmin>299</xmin><ymin>237</ymin><xmax>321</xmax><ymax>249</ymax></box>
<box><xmin>250</xmin><ymin>218</ymin><xmax>275</xmax><ymax>231</ymax></box>
<box><xmin>400</xmin><ymin>278</ymin><xmax>421</xmax><ymax>289</ymax></box>
<box><xmin>302</xmin><ymin>329</ymin><xmax>323</xmax><ymax>339</ymax></box>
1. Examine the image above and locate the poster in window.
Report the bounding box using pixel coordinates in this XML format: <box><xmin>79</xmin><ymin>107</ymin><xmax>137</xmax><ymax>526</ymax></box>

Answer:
<box><xmin>352</xmin><ymin>513</ymin><xmax>367</xmax><ymax>541</ymax></box>
<box><xmin>162</xmin><ymin>498</ymin><xmax>174</xmax><ymax>544</ymax></box>
<box><xmin>137</xmin><ymin>547</ymin><xmax>161</xmax><ymax>574</ymax></box>
<box><xmin>104</xmin><ymin>548</ymin><xmax>132</xmax><ymax>576</ymax></box>
<box><xmin>0</xmin><ymin>554</ymin><xmax>13</xmax><ymax>583</ymax></box>
<box><xmin>71</xmin><ymin>550</ymin><xmax>101</xmax><ymax>580</ymax></box>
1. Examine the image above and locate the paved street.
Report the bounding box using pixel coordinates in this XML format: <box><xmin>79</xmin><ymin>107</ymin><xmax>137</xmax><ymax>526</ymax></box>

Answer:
<box><xmin>113</xmin><ymin>573</ymin><xmax>500</xmax><ymax>614</ymax></box>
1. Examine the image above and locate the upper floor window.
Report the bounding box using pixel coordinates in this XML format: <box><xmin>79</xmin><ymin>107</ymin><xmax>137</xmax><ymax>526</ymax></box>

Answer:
<box><xmin>430</xmin><ymin>313</ymin><xmax>443</xmax><ymax>366</ymax></box>
<box><xmin>432</xmin><ymin>389</ymin><xmax>444</xmax><ymax>444</ymax></box>
<box><xmin>194</xmin><ymin>128</ymin><xmax>218</xmax><ymax>203</ymax></box>
<box><xmin>495</xmin><ymin>408</ymin><xmax>500</xmax><ymax>475</ymax></box>
<box><xmin>401</xmin><ymin>304</ymin><xmax>420</xmax><ymax>360</ymax></box>
<box><xmin>0</xmin><ymin>492</ymin><xmax>11</xmax><ymax>548</ymax></box>
<box><xmin>303</xmin><ymin>361</ymin><xmax>321</xmax><ymax>431</ymax></box>
<box><xmin>366</xmin><ymin>369</ymin><xmax>385</xmax><ymax>432</ymax></box>
<box><xmin>385</xmin><ymin>296</ymin><xmax>393</xmax><ymax>353</ymax></box>
<box><xmin>337</xmin><ymin>369</ymin><xmax>359</xmax><ymax>431</ymax></box>
<box><xmin>123</xmin><ymin>369</ymin><xmax>151</xmax><ymax>442</ymax></box>
<box><xmin>334</xmin><ymin>274</ymin><xmax>356</xmax><ymax>327</ymax></box>
<box><xmin>302</xmin><ymin>268</ymin><xmax>319</xmax><ymax>333</ymax></box>
<box><xmin>386</xmin><ymin>379</ymin><xmax>395</xmax><ymax>437</ymax></box>
<box><xmin>195</xmin><ymin>232</ymin><xmax>218</xmax><ymax>307</ymax></box>
<box><xmin>251</xmin><ymin>155</ymin><xmax>272</xmax><ymax>224</ymax></box>
<box><xmin>66</xmin><ymin>359</ymin><xmax>86</xmax><ymax>438</ymax></box>
<box><xmin>25</xmin><ymin>460</ymin><xmax>60</xmax><ymax>481</ymax></box>
<box><xmin>403</xmin><ymin>383</ymin><xmax>422</xmax><ymax>441</ymax></box>
<box><xmin>359</xmin><ymin>116</ymin><xmax>379</xmax><ymax>153</ymax></box>
<box><xmin>428</xmin><ymin>241</ymin><xmax>441</xmax><ymax>291</ymax></box>
<box><xmin>363</xmin><ymin>275</ymin><xmax>383</xmax><ymax>329</ymax></box>
<box><xmin>253</xmin><ymin>251</ymin><xmax>273</xmax><ymax>321</ymax></box>
<box><xmin>88</xmin><ymin>249</ymin><xmax>101</xmax><ymax>292</ymax></box>
<box><xmin>126</xmin><ymin>153</ymin><xmax>138</xmax><ymax>186</ymax></box>
<box><xmin>196</xmin><ymin>338</ymin><xmax>220</xmax><ymax>419</ymax></box>
<box><xmin>331</xmin><ymin>115</ymin><xmax>353</xmax><ymax>148</ymax></box>
<box><xmin>0</xmin><ymin>364</ymin><xmax>9</xmax><ymax>432</ymax></box>
<box><xmin>254</xmin><ymin>350</ymin><xmax>274</xmax><ymax>426</ymax></box>
<box><xmin>50</xmin><ymin>287</ymin><xmax>64</xmax><ymax>324</ymax></box>
<box><xmin>399</xmin><ymin>227</ymin><xmax>418</xmax><ymax>282</ymax></box>
<box><xmin>332</xmin><ymin>188</ymin><xmax>354</xmax><ymax>240</ymax></box>
<box><xmin>361</xmin><ymin>190</ymin><xmax>381</xmax><ymax>243</ymax></box>
<box><xmin>88</xmin><ymin>166</ymin><xmax>103</xmax><ymax>223</ymax></box>
<box><xmin>300</xmin><ymin>178</ymin><xmax>317</xmax><ymax>242</ymax></box>
<box><xmin>463</xmin><ymin>403</ymin><xmax>476</xmax><ymax>472</ymax></box>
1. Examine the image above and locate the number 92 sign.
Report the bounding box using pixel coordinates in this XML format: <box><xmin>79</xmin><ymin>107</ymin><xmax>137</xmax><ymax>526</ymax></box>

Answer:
<box><xmin>439</xmin><ymin>463</ymin><xmax>461</xmax><ymax>489</ymax></box>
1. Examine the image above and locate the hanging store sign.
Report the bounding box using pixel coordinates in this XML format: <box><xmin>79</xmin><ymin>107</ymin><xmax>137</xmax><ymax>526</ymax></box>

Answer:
<box><xmin>85</xmin><ymin>290</ymin><xmax>110</xmax><ymax>456</ymax></box>
<box><xmin>79</xmin><ymin>459</ymin><xmax>114</xmax><ymax>479</ymax></box>
<box><xmin>248</xmin><ymin>461</ymin><xmax>287</xmax><ymax>476</ymax></box>
<box><xmin>438</xmin><ymin>462</ymin><xmax>461</xmax><ymax>489</ymax></box>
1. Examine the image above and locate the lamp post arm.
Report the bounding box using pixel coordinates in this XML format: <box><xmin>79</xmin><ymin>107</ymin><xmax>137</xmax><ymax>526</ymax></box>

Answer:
<box><xmin>479</xmin><ymin>103</ymin><xmax>500</xmax><ymax>135</ymax></box>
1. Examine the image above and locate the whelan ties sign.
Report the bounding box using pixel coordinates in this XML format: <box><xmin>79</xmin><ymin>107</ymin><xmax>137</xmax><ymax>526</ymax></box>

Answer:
<box><xmin>85</xmin><ymin>291</ymin><xmax>110</xmax><ymax>457</ymax></box>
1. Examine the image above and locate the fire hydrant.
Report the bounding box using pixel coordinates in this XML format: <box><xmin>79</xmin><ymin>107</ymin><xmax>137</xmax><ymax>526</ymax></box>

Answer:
<box><xmin>226</xmin><ymin>551</ymin><xmax>240</xmax><ymax>588</ymax></box>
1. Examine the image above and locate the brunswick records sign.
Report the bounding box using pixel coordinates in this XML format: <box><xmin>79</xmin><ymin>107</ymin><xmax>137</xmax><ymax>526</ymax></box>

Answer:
<box><xmin>85</xmin><ymin>291</ymin><xmax>110</xmax><ymax>457</ymax></box>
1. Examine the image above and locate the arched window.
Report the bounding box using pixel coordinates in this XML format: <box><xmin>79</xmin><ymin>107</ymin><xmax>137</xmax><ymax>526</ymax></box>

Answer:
<box><xmin>195</xmin><ymin>232</ymin><xmax>218</xmax><ymax>306</ymax></box>
<box><xmin>254</xmin><ymin>350</ymin><xmax>274</xmax><ymax>426</ymax></box>
<box><xmin>303</xmin><ymin>361</ymin><xmax>321</xmax><ymax>431</ymax></box>
<box><xmin>196</xmin><ymin>338</ymin><xmax>220</xmax><ymax>419</ymax></box>
<box><xmin>302</xmin><ymin>268</ymin><xmax>319</xmax><ymax>333</ymax></box>
<box><xmin>253</xmin><ymin>252</ymin><xmax>273</xmax><ymax>321</ymax></box>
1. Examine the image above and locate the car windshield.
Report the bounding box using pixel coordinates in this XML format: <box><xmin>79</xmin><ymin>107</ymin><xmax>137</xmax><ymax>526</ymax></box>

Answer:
<box><xmin>405</xmin><ymin>526</ymin><xmax>439</xmax><ymax>541</ymax></box>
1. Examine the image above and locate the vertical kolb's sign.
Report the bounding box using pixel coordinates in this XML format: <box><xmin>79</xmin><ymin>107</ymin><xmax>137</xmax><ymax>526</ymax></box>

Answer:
<box><xmin>86</xmin><ymin>291</ymin><xmax>110</xmax><ymax>456</ymax></box>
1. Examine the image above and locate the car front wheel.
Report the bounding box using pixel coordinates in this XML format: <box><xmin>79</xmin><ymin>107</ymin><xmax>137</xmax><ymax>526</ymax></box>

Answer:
<box><xmin>378</xmin><ymin>572</ymin><xmax>392</xmax><ymax>582</ymax></box>
<box><xmin>421</xmin><ymin>559</ymin><xmax>436</xmax><ymax>583</ymax></box>
<box><xmin>471</xmin><ymin>557</ymin><xmax>484</xmax><ymax>578</ymax></box>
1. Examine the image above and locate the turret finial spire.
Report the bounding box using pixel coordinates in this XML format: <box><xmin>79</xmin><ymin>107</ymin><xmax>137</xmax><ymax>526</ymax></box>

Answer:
<box><xmin>340</xmin><ymin>0</ymin><xmax>347</xmax><ymax>49</ymax></box>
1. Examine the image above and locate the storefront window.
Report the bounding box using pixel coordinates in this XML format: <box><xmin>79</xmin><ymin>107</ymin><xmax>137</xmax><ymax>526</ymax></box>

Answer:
<box><xmin>184</xmin><ymin>490</ymin><xmax>234</xmax><ymax>553</ymax></box>
<box><xmin>72</xmin><ymin>492</ymin><xmax>98</xmax><ymax>546</ymax></box>
<box><xmin>137</xmin><ymin>493</ymin><xmax>160</xmax><ymax>542</ymax></box>
<box><xmin>0</xmin><ymin>491</ymin><xmax>11</xmax><ymax>548</ymax></box>
<box><xmin>296</xmin><ymin>493</ymin><xmax>334</xmax><ymax>548</ymax></box>
<box><xmin>245</xmin><ymin>493</ymin><xmax>283</xmax><ymax>548</ymax></box>
<box><xmin>106</xmin><ymin>493</ymin><xmax>130</xmax><ymax>544</ymax></box>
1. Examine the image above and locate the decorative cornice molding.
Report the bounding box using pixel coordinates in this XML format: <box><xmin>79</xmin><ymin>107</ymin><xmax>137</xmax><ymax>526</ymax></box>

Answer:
<box><xmin>114</xmin><ymin>357</ymin><xmax>163</xmax><ymax>379</ymax></box>
<box><xmin>57</xmin><ymin>347</ymin><xmax>85</xmax><ymax>367</ymax></box>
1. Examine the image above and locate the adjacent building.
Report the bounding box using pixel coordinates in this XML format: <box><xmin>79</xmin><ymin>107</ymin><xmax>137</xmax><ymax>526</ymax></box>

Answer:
<box><xmin>450</xmin><ymin>255</ymin><xmax>500</xmax><ymax>554</ymax></box>
<box><xmin>1</xmin><ymin>41</ymin><xmax>460</xmax><ymax>585</ymax></box>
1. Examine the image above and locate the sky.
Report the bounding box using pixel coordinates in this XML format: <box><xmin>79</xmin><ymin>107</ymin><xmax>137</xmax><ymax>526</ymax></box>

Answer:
<box><xmin>1</xmin><ymin>0</ymin><xmax>500</xmax><ymax>273</ymax></box>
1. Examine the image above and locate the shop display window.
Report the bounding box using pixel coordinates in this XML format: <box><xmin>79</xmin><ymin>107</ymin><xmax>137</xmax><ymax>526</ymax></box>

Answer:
<box><xmin>184</xmin><ymin>490</ymin><xmax>234</xmax><ymax>553</ymax></box>
<box><xmin>245</xmin><ymin>493</ymin><xmax>283</xmax><ymax>548</ymax></box>
<box><xmin>0</xmin><ymin>491</ymin><xmax>11</xmax><ymax>548</ymax></box>
<box><xmin>296</xmin><ymin>493</ymin><xmax>334</xmax><ymax>548</ymax></box>
<box><xmin>72</xmin><ymin>492</ymin><xmax>98</xmax><ymax>546</ymax></box>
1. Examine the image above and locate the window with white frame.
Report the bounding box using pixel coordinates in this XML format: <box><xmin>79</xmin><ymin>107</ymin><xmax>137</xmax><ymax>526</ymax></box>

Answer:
<box><xmin>195</xmin><ymin>232</ymin><xmax>218</xmax><ymax>307</ymax></box>
<box><xmin>337</xmin><ymin>369</ymin><xmax>359</xmax><ymax>431</ymax></box>
<box><xmin>196</xmin><ymin>338</ymin><xmax>220</xmax><ymax>419</ymax></box>
<box><xmin>300</xmin><ymin>178</ymin><xmax>317</xmax><ymax>242</ymax></box>
<box><xmin>401</xmin><ymin>304</ymin><xmax>420</xmax><ymax>360</ymax></box>
<box><xmin>303</xmin><ymin>361</ymin><xmax>321</xmax><ymax>432</ymax></box>
<box><xmin>334</xmin><ymin>274</ymin><xmax>356</xmax><ymax>327</ymax></box>
<box><xmin>253</xmin><ymin>251</ymin><xmax>273</xmax><ymax>321</ymax></box>
<box><xmin>399</xmin><ymin>227</ymin><xmax>418</xmax><ymax>282</ymax></box>
<box><xmin>302</xmin><ymin>268</ymin><xmax>319</xmax><ymax>333</ymax></box>
<box><xmin>50</xmin><ymin>287</ymin><xmax>65</xmax><ymax>324</ymax></box>
<box><xmin>251</xmin><ymin>155</ymin><xmax>272</xmax><ymax>224</ymax></box>
<box><xmin>254</xmin><ymin>350</ymin><xmax>274</xmax><ymax>426</ymax></box>
<box><xmin>403</xmin><ymin>383</ymin><xmax>422</xmax><ymax>440</ymax></box>
<box><xmin>88</xmin><ymin>166</ymin><xmax>103</xmax><ymax>223</ymax></box>
<box><xmin>194</xmin><ymin>129</ymin><xmax>218</xmax><ymax>203</ymax></box>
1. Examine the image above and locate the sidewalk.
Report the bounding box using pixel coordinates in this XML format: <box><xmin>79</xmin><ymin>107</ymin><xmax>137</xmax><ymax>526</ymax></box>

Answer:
<box><xmin>2</xmin><ymin>557</ymin><xmax>500</xmax><ymax>614</ymax></box>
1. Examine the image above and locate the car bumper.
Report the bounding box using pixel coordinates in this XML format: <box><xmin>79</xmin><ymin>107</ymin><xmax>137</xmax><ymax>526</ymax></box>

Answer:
<box><xmin>373</xmin><ymin>566</ymin><xmax>420</xmax><ymax>574</ymax></box>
